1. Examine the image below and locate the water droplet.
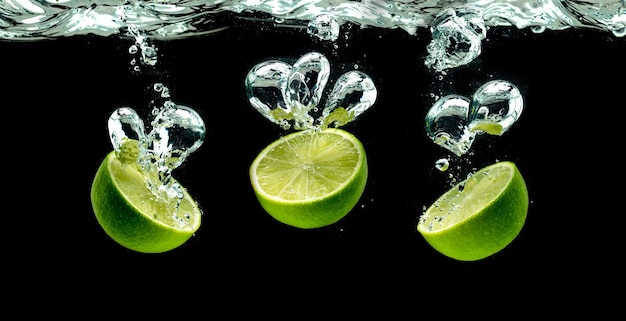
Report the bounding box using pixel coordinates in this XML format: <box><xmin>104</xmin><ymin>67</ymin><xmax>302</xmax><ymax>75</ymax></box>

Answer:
<box><xmin>468</xmin><ymin>80</ymin><xmax>523</xmax><ymax>135</ymax></box>
<box><xmin>425</xmin><ymin>94</ymin><xmax>475</xmax><ymax>156</ymax></box>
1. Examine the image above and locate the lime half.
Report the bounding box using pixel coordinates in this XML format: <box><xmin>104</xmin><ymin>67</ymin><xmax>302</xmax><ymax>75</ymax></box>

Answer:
<box><xmin>91</xmin><ymin>151</ymin><xmax>201</xmax><ymax>253</ymax></box>
<box><xmin>417</xmin><ymin>161</ymin><xmax>528</xmax><ymax>261</ymax></box>
<box><xmin>250</xmin><ymin>128</ymin><xmax>368</xmax><ymax>229</ymax></box>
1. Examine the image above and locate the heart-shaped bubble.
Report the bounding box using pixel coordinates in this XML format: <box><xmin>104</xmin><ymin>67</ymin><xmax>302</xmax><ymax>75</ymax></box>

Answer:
<box><xmin>285</xmin><ymin>52</ymin><xmax>330</xmax><ymax>129</ymax></box>
<box><xmin>245</xmin><ymin>52</ymin><xmax>375</xmax><ymax>131</ymax></box>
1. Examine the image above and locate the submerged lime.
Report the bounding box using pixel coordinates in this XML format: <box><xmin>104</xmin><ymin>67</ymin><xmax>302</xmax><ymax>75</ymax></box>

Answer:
<box><xmin>417</xmin><ymin>161</ymin><xmax>528</xmax><ymax>261</ymax></box>
<box><xmin>250</xmin><ymin>128</ymin><xmax>368</xmax><ymax>229</ymax></box>
<box><xmin>91</xmin><ymin>151</ymin><xmax>201</xmax><ymax>253</ymax></box>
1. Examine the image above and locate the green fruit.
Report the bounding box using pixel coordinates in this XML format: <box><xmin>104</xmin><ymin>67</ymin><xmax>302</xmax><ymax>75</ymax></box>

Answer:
<box><xmin>250</xmin><ymin>128</ymin><xmax>368</xmax><ymax>229</ymax></box>
<box><xmin>91</xmin><ymin>151</ymin><xmax>201</xmax><ymax>253</ymax></box>
<box><xmin>417</xmin><ymin>161</ymin><xmax>528</xmax><ymax>261</ymax></box>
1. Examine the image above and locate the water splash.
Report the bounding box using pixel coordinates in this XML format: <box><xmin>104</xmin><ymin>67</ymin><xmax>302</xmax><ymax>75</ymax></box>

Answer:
<box><xmin>107</xmin><ymin>83</ymin><xmax>206</xmax><ymax>227</ymax></box>
<box><xmin>1</xmin><ymin>1</ymin><xmax>623</xmax><ymax>70</ymax></box>
<box><xmin>245</xmin><ymin>51</ymin><xmax>377</xmax><ymax>131</ymax></box>
<box><xmin>307</xmin><ymin>14</ymin><xmax>340</xmax><ymax>41</ymax></box>
<box><xmin>2</xmin><ymin>0</ymin><xmax>624</xmax><ymax>40</ymax></box>
<box><xmin>425</xmin><ymin>80</ymin><xmax>522</xmax><ymax>156</ymax></box>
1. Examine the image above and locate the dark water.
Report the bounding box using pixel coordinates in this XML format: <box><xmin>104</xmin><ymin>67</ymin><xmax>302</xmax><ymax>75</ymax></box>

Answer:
<box><xmin>2</xmin><ymin>1</ymin><xmax>623</xmax><ymax>313</ymax></box>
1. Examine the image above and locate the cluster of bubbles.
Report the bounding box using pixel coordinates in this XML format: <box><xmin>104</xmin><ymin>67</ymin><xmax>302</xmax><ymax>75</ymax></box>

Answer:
<box><xmin>307</xmin><ymin>14</ymin><xmax>339</xmax><ymax>41</ymax></box>
<box><xmin>424</xmin><ymin>7</ymin><xmax>487</xmax><ymax>72</ymax></box>
<box><xmin>107</xmin><ymin>83</ymin><xmax>206</xmax><ymax>226</ymax></box>
<box><xmin>425</xmin><ymin>79</ymin><xmax>523</xmax><ymax>158</ymax></box>
<box><xmin>125</xmin><ymin>24</ymin><xmax>160</xmax><ymax>71</ymax></box>
<box><xmin>244</xmin><ymin>51</ymin><xmax>377</xmax><ymax>131</ymax></box>
<box><xmin>307</xmin><ymin>14</ymin><xmax>340</xmax><ymax>42</ymax></box>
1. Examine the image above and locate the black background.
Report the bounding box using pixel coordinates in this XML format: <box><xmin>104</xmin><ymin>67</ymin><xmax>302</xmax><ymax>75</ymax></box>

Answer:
<box><xmin>2</xmin><ymin>19</ymin><xmax>624</xmax><ymax>313</ymax></box>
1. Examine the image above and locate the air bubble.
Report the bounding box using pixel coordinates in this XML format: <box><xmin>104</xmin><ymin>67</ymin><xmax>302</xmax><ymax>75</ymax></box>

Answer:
<box><xmin>435</xmin><ymin>158</ymin><xmax>449</xmax><ymax>171</ymax></box>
